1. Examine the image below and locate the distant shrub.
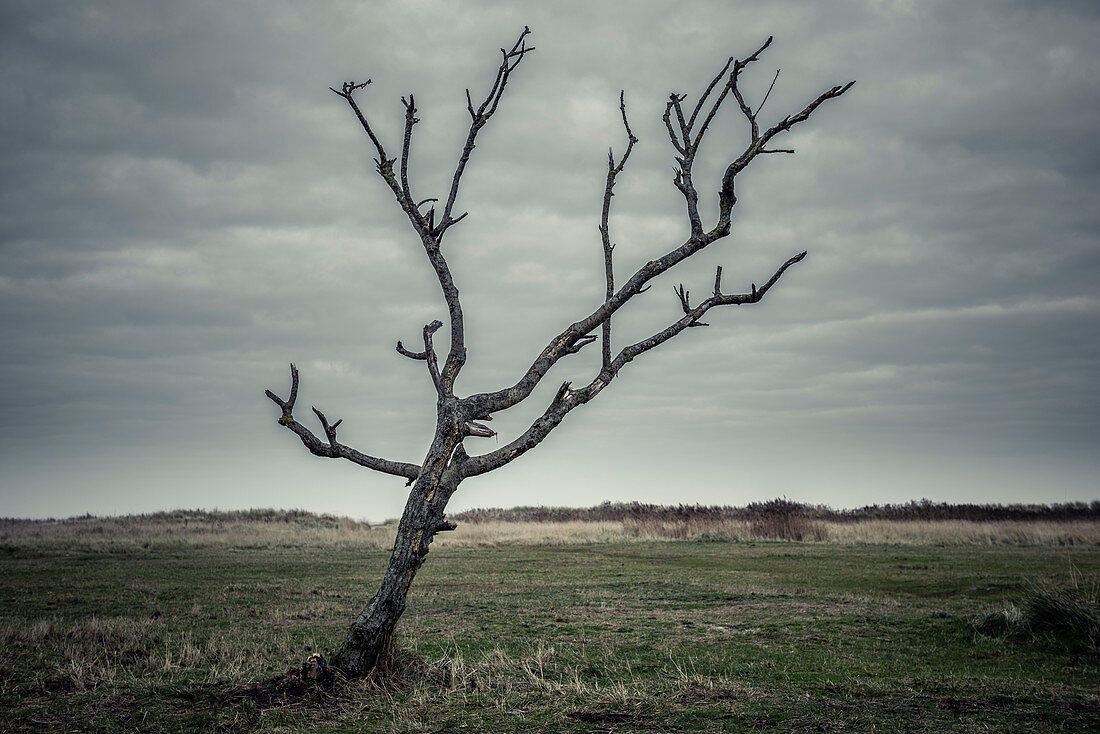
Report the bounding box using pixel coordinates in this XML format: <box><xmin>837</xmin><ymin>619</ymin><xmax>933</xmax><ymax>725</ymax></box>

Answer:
<box><xmin>452</xmin><ymin>500</ymin><xmax>1100</xmax><ymax>526</ymax></box>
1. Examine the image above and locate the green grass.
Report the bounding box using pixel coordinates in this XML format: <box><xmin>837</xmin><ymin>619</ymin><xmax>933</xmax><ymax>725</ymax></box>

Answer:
<box><xmin>2</xmin><ymin>538</ymin><xmax>1098</xmax><ymax>732</ymax></box>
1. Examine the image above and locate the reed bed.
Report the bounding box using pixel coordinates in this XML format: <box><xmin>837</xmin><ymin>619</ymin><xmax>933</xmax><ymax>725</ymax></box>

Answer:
<box><xmin>4</xmin><ymin>507</ymin><xmax>1098</xmax><ymax>550</ymax></box>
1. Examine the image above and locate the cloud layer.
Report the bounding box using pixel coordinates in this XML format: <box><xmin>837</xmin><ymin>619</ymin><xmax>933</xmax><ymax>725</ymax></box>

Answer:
<box><xmin>2</xmin><ymin>1</ymin><xmax>1097</xmax><ymax>519</ymax></box>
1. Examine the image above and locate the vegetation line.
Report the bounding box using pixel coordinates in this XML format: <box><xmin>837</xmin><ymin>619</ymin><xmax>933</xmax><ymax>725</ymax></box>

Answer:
<box><xmin>2</xmin><ymin>500</ymin><xmax>1098</xmax><ymax>550</ymax></box>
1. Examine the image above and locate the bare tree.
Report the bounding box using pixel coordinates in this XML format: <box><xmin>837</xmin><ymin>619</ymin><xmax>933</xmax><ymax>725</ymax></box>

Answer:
<box><xmin>266</xmin><ymin>28</ymin><xmax>853</xmax><ymax>678</ymax></box>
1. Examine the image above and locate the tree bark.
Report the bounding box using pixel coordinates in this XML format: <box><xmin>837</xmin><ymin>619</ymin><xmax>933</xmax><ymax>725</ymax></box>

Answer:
<box><xmin>330</xmin><ymin>409</ymin><xmax>462</xmax><ymax>677</ymax></box>
<box><xmin>328</xmin><ymin>500</ymin><xmax>432</xmax><ymax>676</ymax></box>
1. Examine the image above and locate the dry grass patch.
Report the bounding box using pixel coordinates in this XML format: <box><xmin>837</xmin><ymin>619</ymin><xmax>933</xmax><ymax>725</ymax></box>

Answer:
<box><xmin>0</xmin><ymin>614</ymin><xmax>308</xmax><ymax>694</ymax></box>
<box><xmin>0</xmin><ymin>512</ymin><xmax>397</xmax><ymax>553</ymax></box>
<box><xmin>432</xmin><ymin>520</ymin><xmax>626</xmax><ymax>546</ymax></box>
<box><xmin>828</xmin><ymin>519</ymin><xmax>1100</xmax><ymax>546</ymax></box>
<box><xmin>407</xmin><ymin>642</ymin><xmax>757</xmax><ymax>721</ymax></box>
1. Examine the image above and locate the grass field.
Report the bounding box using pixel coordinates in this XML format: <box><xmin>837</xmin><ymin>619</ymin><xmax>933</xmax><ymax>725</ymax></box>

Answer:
<box><xmin>2</xmin><ymin>511</ymin><xmax>1098</xmax><ymax>732</ymax></box>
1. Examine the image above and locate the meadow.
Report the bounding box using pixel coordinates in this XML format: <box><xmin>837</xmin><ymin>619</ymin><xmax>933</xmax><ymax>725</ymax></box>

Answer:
<box><xmin>1</xmin><ymin>504</ymin><xmax>1098</xmax><ymax>732</ymax></box>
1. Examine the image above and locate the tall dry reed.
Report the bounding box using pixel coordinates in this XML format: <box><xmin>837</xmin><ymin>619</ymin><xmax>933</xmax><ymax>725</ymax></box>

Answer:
<box><xmin>4</xmin><ymin>506</ymin><xmax>1098</xmax><ymax>550</ymax></box>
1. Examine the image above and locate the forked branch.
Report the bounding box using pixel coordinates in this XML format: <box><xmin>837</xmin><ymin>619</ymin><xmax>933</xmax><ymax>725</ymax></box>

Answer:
<box><xmin>612</xmin><ymin>251</ymin><xmax>808</xmax><ymax>372</ymax></box>
<box><xmin>311</xmin><ymin>406</ymin><xmax>343</xmax><ymax>448</ymax></box>
<box><xmin>331</xmin><ymin>80</ymin><xmax>431</xmax><ymax>240</ymax></box>
<box><xmin>674</xmin><ymin>284</ymin><xmax>709</xmax><ymax>327</ymax></box>
<box><xmin>332</xmin><ymin>29</ymin><xmax>534</xmax><ymax>399</ymax></box>
<box><xmin>265</xmin><ymin>364</ymin><xmax>420</xmax><ymax>480</ymax></box>
<box><xmin>441</xmin><ymin>26</ymin><xmax>534</xmax><ymax>240</ymax></box>
<box><xmin>717</xmin><ymin>78</ymin><xmax>855</xmax><ymax>233</ymax></box>
<box><xmin>463</xmin><ymin>42</ymin><xmax>850</xmax><ymax>419</ymax></box>
<box><xmin>461</xmin><ymin>250</ymin><xmax>808</xmax><ymax>477</ymax></box>
<box><xmin>662</xmin><ymin>36</ymin><xmax>773</xmax><ymax>238</ymax></box>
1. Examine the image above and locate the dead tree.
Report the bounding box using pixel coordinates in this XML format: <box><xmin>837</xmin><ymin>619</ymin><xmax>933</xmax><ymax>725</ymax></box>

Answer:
<box><xmin>266</xmin><ymin>28</ymin><xmax>853</xmax><ymax>678</ymax></box>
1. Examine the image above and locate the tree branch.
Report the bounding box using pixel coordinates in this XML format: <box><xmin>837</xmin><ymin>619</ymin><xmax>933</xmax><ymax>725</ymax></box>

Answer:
<box><xmin>422</xmin><ymin>319</ymin><xmax>443</xmax><ymax>390</ymax></box>
<box><xmin>432</xmin><ymin>29</ymin><xmax>534</xmax><ymax>394</ymax></box>
<box><xmin>674</xmin><ymin>284</ymin><xmax>709</xmax><ymax>327</ymax></box>
<box><xmin>396</xmin><ymin>342</ymin><xmax>427</xmax><ymax>361</ymax></box>
<box><xmin>311</xmin><ymin>406</ymin><xmax>343</xmax><ymax>448</ymax></box>
<box><xmin>332</xmin><ymin>80</ymin><xmax>430</xmax><ymax>239</ymax></box>
<box><xmin>564</xmin><ymin>334</ymin><xmax>598</xmax><ymax>355</ymax></box>
<box><xmin>331</xmin><ymin>77</ymin><xmax>469</xmax><ymax>393</ymax></box>
<box><xmin>686</xmin><ymin>56</ymin><xmax>735</xmax><ymax>134</ymax></box>
<box><xmin>265</xmin><ymin>364</ymin><xmax>421</xmax><ymax>480</ymax></box>
<box><xmin>460</xmin><ymin>388</ymin><xmax>574</xmax><ymax>477</ymax></box>
<box><xmin>756</xmin><ymin>69</ymin><xmax>780</xmax><ymax>118</ymax></box>
<box><xmin>695</xmin><ymin>37</ymin><xmax>772</xmax><ymax>151</ymax></box>
<box><xmin>438</xmin><ymin>26</ymin><xmax>533</xmax><ymax>241</ymax></box>
<box><xmin>612</xmin><ymin>251</ymin><xmax>807</xmax><ymax>370</ymax></box>
<box><xmin>599</xmin><ymin>91</ymin><xmax>638</xmax><ymax>371</ymax></box>
<box><xmin>459</xmin><ymin>45</ymin><xmax>844</xmax><ymax>422</ymax></box>
<box><xmin>461</xmin><ymin>251</ymin><xmax>807</xmax><ymax>476</ymax></box>
<box><xmin>396</xmin><ymin>320</ymin><xmax>445</xmax><ymax>391</ymax></box>
<box><xmin>715</xmin><ymin>78</ymin><xmax>855</xmax><ymax>237</ymax></box>
<box><xmin>400</xmin><ymin>95</ymin><xmax>418</xmax><ymax>201</ymax></box>
<box><xmin>658</xmin><ymin>38</ymin><xmax>772</xmax><ymax>242</ymax></box>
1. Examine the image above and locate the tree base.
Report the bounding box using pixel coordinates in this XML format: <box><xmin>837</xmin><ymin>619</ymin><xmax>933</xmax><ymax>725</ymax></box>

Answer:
<box><xmin>229</xmin><ymin>653</ymin><xmax>338</xmax><ymax>705</ymax></box>
<box><xmin>229</xmin><ymin>648</ymin><xmax>429</xmax><ymax>706</ymax></box>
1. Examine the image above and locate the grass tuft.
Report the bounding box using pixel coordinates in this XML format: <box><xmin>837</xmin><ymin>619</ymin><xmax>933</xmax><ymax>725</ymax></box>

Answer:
<box><xmin>975</xmin><ymin>571</ymin><xmax>1100</xmax><ymax>649</ymax></box>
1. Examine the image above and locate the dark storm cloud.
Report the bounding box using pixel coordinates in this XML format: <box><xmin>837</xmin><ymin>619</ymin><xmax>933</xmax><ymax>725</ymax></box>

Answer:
<box><xmin>1</xmin><ymin>0</ymin><xmax>1097</xmax><ymax>519</ymax></box>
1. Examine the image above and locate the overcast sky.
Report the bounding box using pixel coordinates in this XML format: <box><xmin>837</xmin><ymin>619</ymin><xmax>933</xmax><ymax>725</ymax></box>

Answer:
<box><xmin>1</xmin><ymin>0</ymin><xmax>1097</xmax><ymax>521</ymax></box>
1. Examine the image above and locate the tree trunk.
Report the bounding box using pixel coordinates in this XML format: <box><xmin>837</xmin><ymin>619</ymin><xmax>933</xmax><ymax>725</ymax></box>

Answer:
<box><xmin>330</xmin><ymin>422</ymin><xmax>460</xmax><ymax>677</ymax></box>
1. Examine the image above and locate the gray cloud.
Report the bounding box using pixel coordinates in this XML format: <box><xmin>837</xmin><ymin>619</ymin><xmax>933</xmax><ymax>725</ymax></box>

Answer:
<box><xmin>1</xmin><ymin>0</ymin><xmax>1097</xmax><ymax>519</ymax></box>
